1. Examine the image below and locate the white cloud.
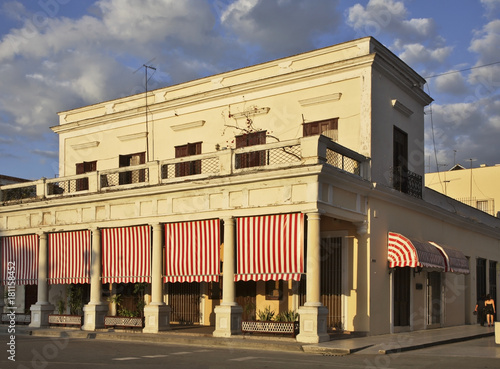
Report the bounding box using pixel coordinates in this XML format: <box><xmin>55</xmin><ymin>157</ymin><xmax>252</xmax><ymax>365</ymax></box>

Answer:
<box><xmin>221</xmin><ymin>0</ymin><xmax>341</xmax><ymax>58</ymax></box>
<box><xmin>346</xmin><ymin>0</ymin><xmax>448</xmax><ymax>71</ymax></box>
<box><xmin>399</xmin><ymin>43</ymin><xmax>453</xmax><ymax>67</ymax></box>
<box><xmin>433</xmin><ymin>72</ymin><xmax>468</xmax><ymax>95</ymax></box>
<box><xmin>0</xmin><ymin>0</ymin><xmax>232</xmax><ymax>140</ymax></box>
<box><xmin>481</xmin><ymin>0</ymin><xmax>500</xmax><ymax>16</ymax></box>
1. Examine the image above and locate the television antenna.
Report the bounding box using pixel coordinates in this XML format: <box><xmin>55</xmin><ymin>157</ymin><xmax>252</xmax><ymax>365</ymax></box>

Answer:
<box><xmin>134</xmin><ymin>59</ymin><xmax>157</xmax><ymax>162</ymax></box>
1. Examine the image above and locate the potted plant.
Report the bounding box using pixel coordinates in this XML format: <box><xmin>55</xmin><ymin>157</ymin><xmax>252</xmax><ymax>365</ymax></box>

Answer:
<box><xmin>242</xmin><ymin>306</ymin><xmax>299</xmax><ymax>337</ymax></box>
<box><xmin>104</xmin><ymin>283</ymin><xmax>145</xmax><ymax>328</ymax></box>
<box><xmin>48</xmin><ymin>286</ymin><xmax>84</xmax><ymax>327</ymax></box>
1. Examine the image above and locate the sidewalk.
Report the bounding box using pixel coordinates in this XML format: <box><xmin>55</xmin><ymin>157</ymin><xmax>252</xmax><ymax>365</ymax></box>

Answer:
<box><xmin>2</xmin><ymin>324</ymin><xmax>495</xmax><ymax>355</ymax></box>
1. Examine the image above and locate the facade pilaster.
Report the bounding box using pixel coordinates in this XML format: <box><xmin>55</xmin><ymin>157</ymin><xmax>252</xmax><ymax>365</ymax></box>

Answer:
<box><xmin>82</xmin><ymin>227</ymin><xmax>108</xmax><ymax>331</ymax></box>
<box><xmin>30</xmin><ymin>232</ymin><xmax>54</xmax><ymax>328</ymax></box>
<box><xmin>213</xmin><ymin>217</ymin><xmax>242</xmax><ymax>337</ymax></box>
<box><xmin>143</xmin><ymin>223</ymin><xmax>171</xmax><ymax>333</ymax></box>
<box><xmin>296</xmin><ymin>212</ymin><xmax>329</xmax><ymax>343</ymax></box>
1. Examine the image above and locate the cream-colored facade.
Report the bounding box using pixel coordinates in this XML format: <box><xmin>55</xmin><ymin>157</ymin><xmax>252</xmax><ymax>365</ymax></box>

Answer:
<box><xmin>426</xmin><ymin>164</ymin><xmax>500</xmax><ymax>217</ymax></box>
<box><xmin>1</xmin><ymin>37</ymin><xmax>499</xmax><ymax>342</ymax></box>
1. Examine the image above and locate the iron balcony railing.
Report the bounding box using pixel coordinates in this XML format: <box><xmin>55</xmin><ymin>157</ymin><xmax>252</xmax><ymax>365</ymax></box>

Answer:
<box><xmin>391</xmin><ymin>166</ymin><xmax>422</xmax><ymax>199</ymax></box>
<box><xmin>0</xmin><ymin>135</ymin><xmax>370</xmax><ymax>205</ymax></box>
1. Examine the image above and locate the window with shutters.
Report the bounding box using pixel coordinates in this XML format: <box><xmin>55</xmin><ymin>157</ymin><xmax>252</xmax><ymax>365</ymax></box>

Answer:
<box><xmin>75</xmin><ymin>161</ymin><xmax>96</xmax><ymax>191</ymax></box>
<box><xmin>303</xmin><ymin>118</ymin><xmax>338</xmax><ymax>141</ymax></box>
<box><xmin>235</xmin><ymin>131</ymin><xmax>266</xmax><ymax>169</ymax></box>
<box><xmin>119</xmin><ymin>152</ymin><xmax>146</xmax><ymax>184</ymax></box>
<box><xmin>174</xmin><ymin>142</ymin><xmax>202</xmax><ymax>177</ymax></box>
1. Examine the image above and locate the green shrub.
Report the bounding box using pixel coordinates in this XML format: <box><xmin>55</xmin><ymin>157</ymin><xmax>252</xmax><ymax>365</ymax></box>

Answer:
<box><xmin>274</xmin><ymin>310</ymin><xmax>298</xmax><ymax>322</ymax></box>
<box><xmin>257</xmin><ymin>306</ymin><xmax>275</xmax><ymax>321</ymax></box>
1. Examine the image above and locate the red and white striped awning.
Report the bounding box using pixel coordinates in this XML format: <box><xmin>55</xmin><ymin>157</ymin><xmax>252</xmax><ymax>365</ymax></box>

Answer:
<box><xmin>429</xmin><ymin>241</ymin><xmax>470</xmax><ymax>274</ymax></box>
<box><xmin>102</xmin><ymin>225</ymin><xmax>151</xmax><ymax>284</ymax></box>
<box><xmin>236</xmin><ymin>213</ymin><xmax>304</xmax><ymax>281</ymax></box>
<box><xmin>1</xmin><ymin>235</ymin><xmax>39</xmax><ymax>285</ymax></box>
<box><xmin>164</xmin><ymin>219</ymin><xmax>220</xmax><ymax>283</ymax></box>
<box><xmin>48</xmin><ymin>230</ymin><xmax>91</xmax><ymax>284</ymax></box>
<box><xmin>388</xmin><ymin>232</ymin><xmax>445</xmax><ymax>270</ymax></box>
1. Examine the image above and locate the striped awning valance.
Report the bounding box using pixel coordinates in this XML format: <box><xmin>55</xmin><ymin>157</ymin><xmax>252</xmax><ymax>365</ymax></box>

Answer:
<box><xmin>164</xmin><ymin>219</ymin><xmax>220</xmax><ymax>283</ymax></box>
<box><xmin>430</xmin><ymin>241</ymin><xmax>470</xmax><ymax>274</ymax></box>
<box><xmin>102</xmin><ymin>225</ymin><xmax>151</xmax><ymax>284</ymax></box>
<box><xmin>388</xmin><ymin>232</ymin><xmax>445</xmax><ymax>270</ymax></box>
<box><xmin>235</xmin><ymin>213</ymin><xmax>304</xmax><ymax>281</ymax></box>
<box><xmin>48</xmin><ymin>230</ymin><xmax>91</xmax><ymax>284</ymax></box>
<box><xmin>1</xmin><ymin>235</ymin><xmax>39</xmax><ymax>285</ymax></box>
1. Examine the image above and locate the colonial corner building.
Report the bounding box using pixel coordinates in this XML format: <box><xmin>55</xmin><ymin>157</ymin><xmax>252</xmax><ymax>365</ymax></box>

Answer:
<box><xmin>1</xmin><ymin>37</ymin><xmax>499</xmax><ymax>343</ymax></box>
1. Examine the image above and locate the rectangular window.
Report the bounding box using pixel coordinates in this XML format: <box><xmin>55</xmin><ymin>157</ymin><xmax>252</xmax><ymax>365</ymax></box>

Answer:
<box><xmin>174</xmin><ymin>142</ymin><xmax>202</xmax><ymax>177</ymax></box>
<box><xmin>76</xmin><ymin>161</ymin><xmax>96</xmax><ymax>191</ymax></box>
<box><xmin>303</xmin><ymin>118</ymin><xmax>338</xmax><ymax>141</ymax></box>
<box><xmin>477</xmin><ymin>200</ymin><xmax>489</xmax><ymax>212</ymax></box>
<box><xmin>265</xmin><ymin>280</ymin><xmax>283</xmax><ymax>300</ymax></box>
<box><xmin>235</xmin><ymin>131</ymin><xmax>266</xmax><ymax>169</ymax></box>
<box><xmin>393</xmin><ymin>126</ymin><xmax>408</xmax><ymax>193</ymax></box>
<box><xmin>119</xmin><ymin>152</ymin><xmax>146</xmax><ymax>184</ymax></box>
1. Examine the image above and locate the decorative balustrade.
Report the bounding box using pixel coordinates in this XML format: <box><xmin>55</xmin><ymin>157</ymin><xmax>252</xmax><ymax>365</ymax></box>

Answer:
<box><xmin>242</xmin><ymin>320</ymin><xmax>299</xmax><ymax>337</ymax></box>
<box><xmin>161</xmin><ymin>154</ymin><xmax>220</xmax><ymax>180</ymax></box>
<box><xmin>391</xmin><ymin>166</ymin><xmax>422</xmax><ymax>199</ymax></box>
<box><xmin>48</xmin><ymin>314</ymin><xmax>83</xmax><ymax>327</ymax></box>
<box><xmin>104</xmin><ymin>315</ymin><xmax>144</xmax><ymax>329</ymax></box>
<box><xmin>1</xmin><ymin>313</ymin><xmax>31</xmax><ymax>324</ymax></box>
<box><xmin>0</xmin><ymin>135</ymin><xmax>370</xmax><ymax>205</ymax></box>
<box><xmin>234</xmin><ymin>141</ymin><xmax>302</xmax><ymax>169</ymax></box>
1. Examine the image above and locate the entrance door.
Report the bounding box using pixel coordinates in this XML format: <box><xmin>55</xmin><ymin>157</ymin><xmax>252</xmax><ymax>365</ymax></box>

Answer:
<box><xmin>427</xmin><ymin>272</ymin><xmax>441</xmax><ymax>326</ymax></box>
<box><xmin>394</xmin><ymin>267</ymin><xmax>410</xmax><ymax>326</ymax></box>
<box><xmin>169</xmin><ymin>282</ymin><xmax>201</xmax><ymax>324</ymax></box>
<box><xmin>320</xmin><ymin>237</ymin><xmax>343</xmax><ymax>330</ymax></box>
<box><xmin>24</xmin><ymin>285</ymin><xmax>38</xmax><ymax>313</ymax></box>
<box><xmin>235</xmin><ymin>281</ymin><xmax>257</xmax><ymax>321</ymax></box>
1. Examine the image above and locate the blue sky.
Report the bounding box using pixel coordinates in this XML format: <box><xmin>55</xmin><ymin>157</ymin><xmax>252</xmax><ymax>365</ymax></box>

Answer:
<box><xmin>0</xmin><ymin>0</ymin><xmax>499</xmax><ymax>180</ymax></box>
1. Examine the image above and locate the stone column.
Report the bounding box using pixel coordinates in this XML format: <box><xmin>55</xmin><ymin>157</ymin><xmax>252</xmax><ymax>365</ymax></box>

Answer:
<box><xmin>30</xmin><ymin>232</ymin><xmax>54</xmax><ymax>328</ymax></box>
<box><xmin>296</xmin><ymin>212</ymin><xmax>329</xmax><ymax>343</ymax></box>
<box><xmin>213</xmin><ymin>217</ymin><xmax>242</xmax><ymax>337</ymax></box>
<box><xmin>82</xmin><ymin>227</ymin><xmax>108</xmax><ymax>331</ymax></box>
<box><xmin>143</xmin><ymin>223</ymin><xmax>171</xmax><ymax>333</ymax></box>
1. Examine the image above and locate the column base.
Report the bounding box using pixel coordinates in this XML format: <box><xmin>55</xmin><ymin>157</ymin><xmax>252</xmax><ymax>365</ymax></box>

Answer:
<box><xmin>29</xmin><ymin>303</ymin><xmax>55</xmax><ymax>328</ymax></box>
<box><xmin>296</xmin><ymin>305</ymin><xmax>330</xmax><ymax>343</ymax></box>
<box><xmin>82</xmin><ymin>303</ymin><xmax>109</xmax><ymax>331</ymax></box>
<box><xmin>495</xmin><ymin>322</ymin><xmax>500</xmax><ymax>344</ymax></box>
<box><xmin>213</xmin><ymin>304</ymin><xmax>243</xmax><ymax>338</ymax></box>
<box><xmin>143</xmin><ymin>304</ymin><xmax>171</xmax><ymax>333</ymax></box>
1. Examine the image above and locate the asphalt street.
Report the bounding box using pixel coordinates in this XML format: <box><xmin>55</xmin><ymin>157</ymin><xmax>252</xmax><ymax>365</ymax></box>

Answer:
<box><xmin>1</xmin><ymin>334</ymin><xmax>499</xmax><ymax>369</ymax></box>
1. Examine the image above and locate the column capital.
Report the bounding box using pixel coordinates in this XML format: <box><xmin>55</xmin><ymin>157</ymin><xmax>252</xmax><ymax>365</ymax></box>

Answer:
<box><xmin>151</xmin><ymin>223</ymin><xmax>163</xmax><ymax>232</ymax></box>
<box><xmin>306</xmin><ymin>212</ymin><xmax>322</xmax><ymax>221</ymax></box>
<box><xmin>37</xmin><ymin>231</ymin><xmax>47</xmax><ymax>240</ymax></box>
<box><xmin>355</xmin><ymin>220</ymin><xmax>368</xmax><ymax>235</ymax></box>
<box><xmin>222</xmin><ymin>216</ymin><xmax>235</xmax><ymax>225</ymax></box>
<box><xmin>89</xmin><ymin>226</ymin><xmax>100</xmax><ymax>233</ymax></box>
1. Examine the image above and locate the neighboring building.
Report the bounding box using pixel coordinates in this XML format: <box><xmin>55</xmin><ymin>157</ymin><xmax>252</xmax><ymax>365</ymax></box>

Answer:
<box><xmin>426</xmin><ymin>164</ymin><xmax>500</xmax><ymax>217</ymax></box>
<box><xmin>1</xmin><ymin>37</ymin><xmax>499</xmax><ymax>343</ymax></box>
<box><xmin>0</xmin><ymin>174</ymin><xmax>29</xmax><ymax>186</ymax></box>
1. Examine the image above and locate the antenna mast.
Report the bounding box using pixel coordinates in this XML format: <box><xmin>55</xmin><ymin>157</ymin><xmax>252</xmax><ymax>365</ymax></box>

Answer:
<box><xmin>144</xmin><ymin>64</ymin><xmax>156</xmax><ymax>162</ymax></box>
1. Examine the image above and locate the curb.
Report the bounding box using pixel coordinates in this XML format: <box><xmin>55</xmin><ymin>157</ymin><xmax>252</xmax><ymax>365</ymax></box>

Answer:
<box><xmin>378</xmin><ymin>331</ymin><xmax>495</xmax><ymax>354</ymax></box>
<box><xmin>27</xmin><ymin>328</ymin><xmax>305</xmax><ymax>353</ymax></box>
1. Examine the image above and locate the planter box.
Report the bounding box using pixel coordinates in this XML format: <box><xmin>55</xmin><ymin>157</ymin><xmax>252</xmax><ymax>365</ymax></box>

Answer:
<box><xmin>242</xmin><ymin>320</ymin><xmax>299</xmax><ymax>337</ymax></box>
<box><xmin>48</xmin><ymin>314</ymin><xmax>82</xmax><ymax>327</ymax></box>
<box><xmin>104</xmin><ymin>316</ymin><xmax>144</xmax><ymax>329</ymax></box>
<box><xmin>1</xmin><ymin>313</ymin><xmax>31</xmax><ymax>325</ymax></box>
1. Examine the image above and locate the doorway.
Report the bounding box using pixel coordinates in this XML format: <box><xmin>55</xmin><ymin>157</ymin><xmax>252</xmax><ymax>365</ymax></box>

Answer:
<box><xmin>427</xmin><ymin>272</ymin><xmax>442</xmax><ymax>326</ymax></box>
<box><xmin>394</xmin><ymin>267</ymin><xmax>411</xmax><ymax>327</ymax></box>
<box><xmin>169</xmin><ymin>282</ymin><xmax>201</xmax><ymax>324</ymax></box>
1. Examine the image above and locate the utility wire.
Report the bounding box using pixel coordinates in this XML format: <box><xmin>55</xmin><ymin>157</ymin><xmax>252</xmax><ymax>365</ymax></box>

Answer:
<box><xmin>425</xmin><ymin>60</ymin><xmax>500</xmax><ymax>79</ymax></box>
